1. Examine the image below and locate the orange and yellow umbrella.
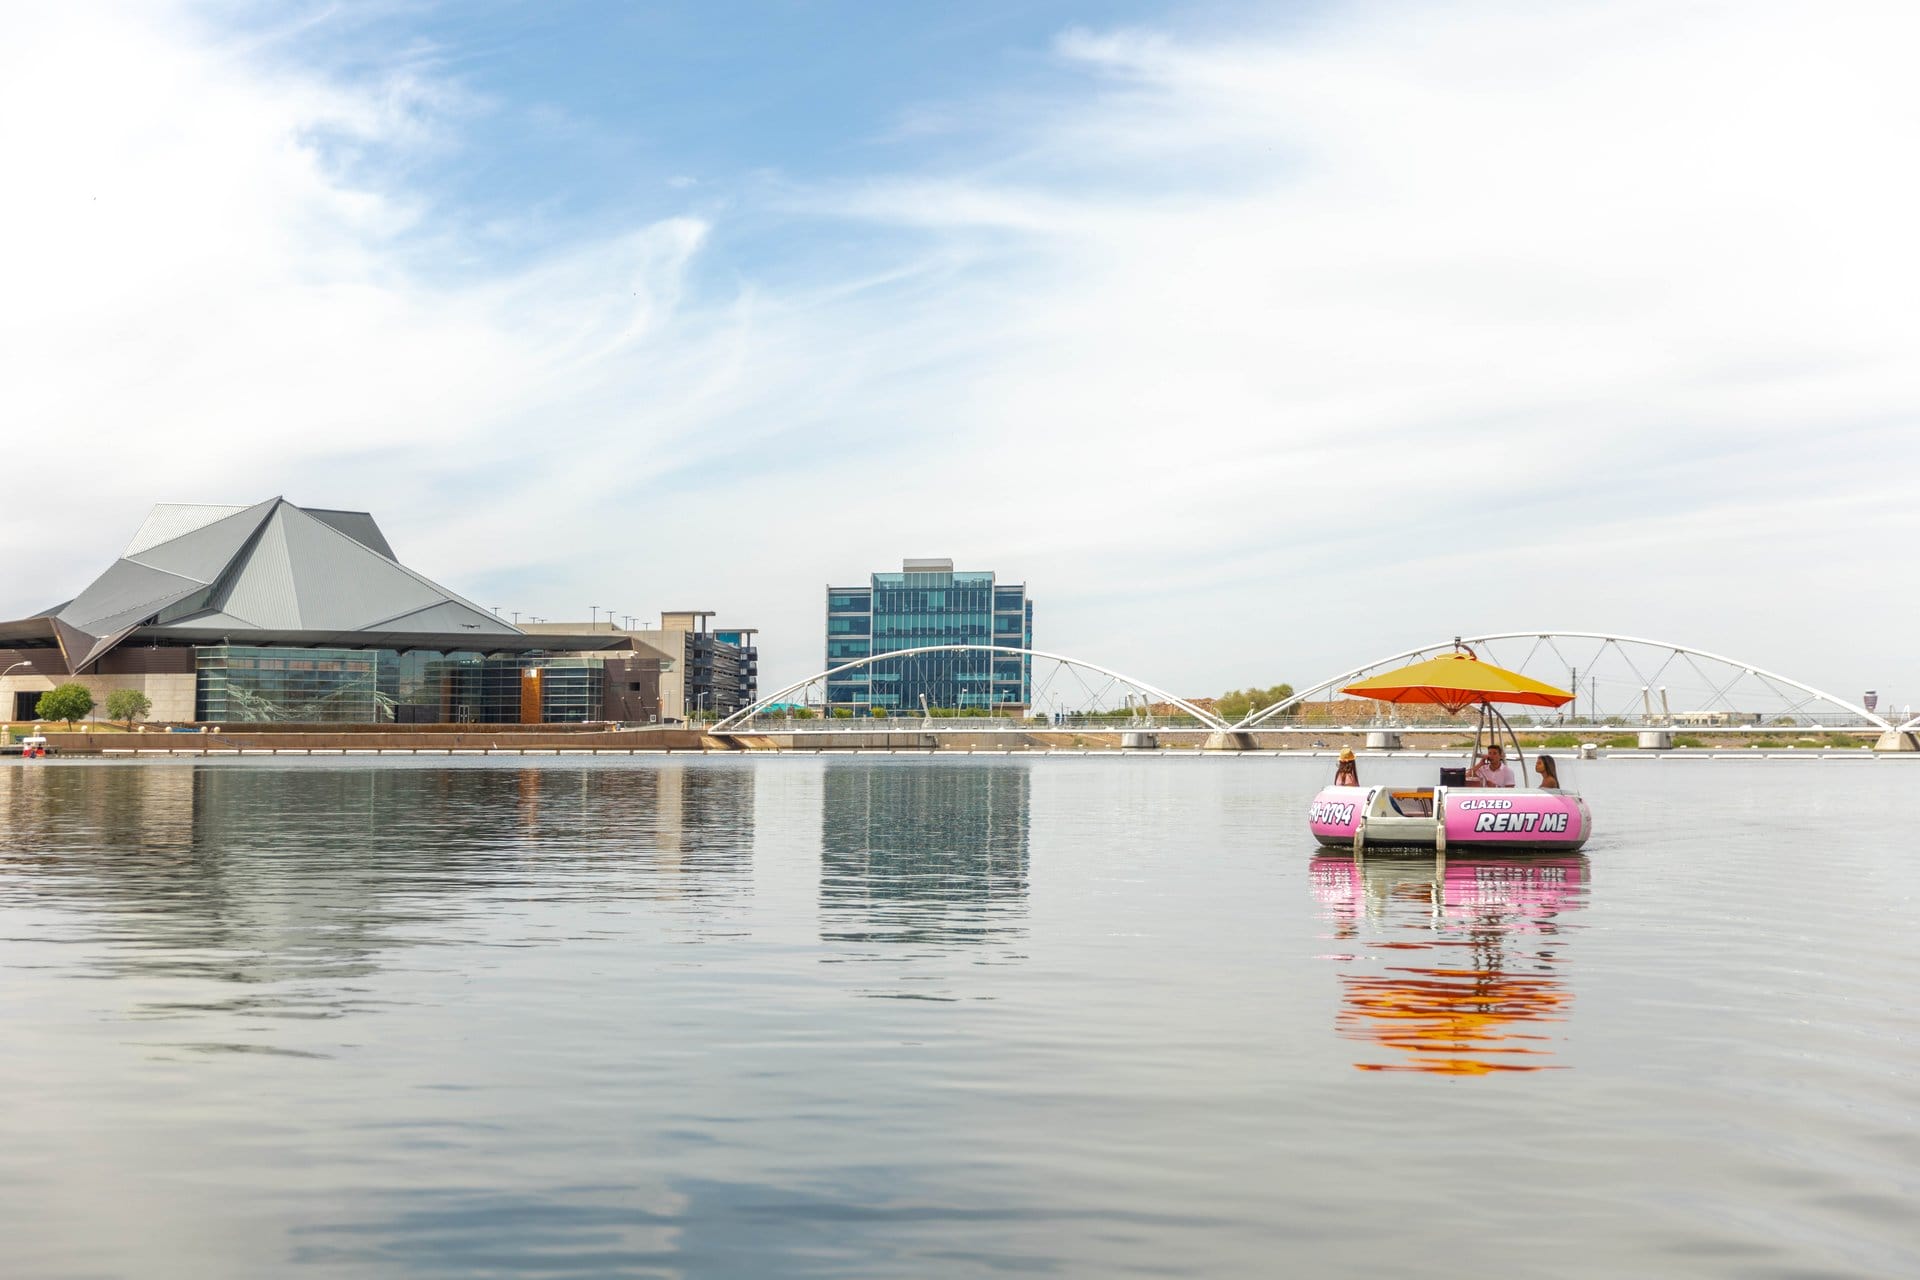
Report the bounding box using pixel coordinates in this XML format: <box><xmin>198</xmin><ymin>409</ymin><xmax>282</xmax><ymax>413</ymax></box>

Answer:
<box><xmin>1341</xmin><ymin>652</ymin><xmax>1573</xmax><ymax>716</ymax></box>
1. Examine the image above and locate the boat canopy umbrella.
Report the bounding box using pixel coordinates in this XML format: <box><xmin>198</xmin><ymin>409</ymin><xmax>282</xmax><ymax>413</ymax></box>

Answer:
<box><xmin>1341</xmin><ymin>651</ymin><xmax>1575</xmax><ymax>780</ymax></box>
<box><xmin>1341</xmin><ymin>652</ymin><xmax>1572</xmax><ymax>714</ymax></box>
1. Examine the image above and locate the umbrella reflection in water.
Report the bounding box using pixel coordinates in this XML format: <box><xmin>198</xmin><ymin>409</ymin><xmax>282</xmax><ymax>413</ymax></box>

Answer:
<box><xmin>1311</xmin><ymin>853</ymin><xmax>1589</xmax><ymax>1075</ymax></box>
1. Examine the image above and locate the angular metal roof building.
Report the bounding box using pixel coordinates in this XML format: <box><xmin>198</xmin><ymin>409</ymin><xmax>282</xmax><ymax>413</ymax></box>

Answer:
<box><xmin>0</xmin><ymin>500</ymin><xmax>658</xmax><ymax>726</ymax></box>
<box><xmin>3</xmin><ymin>498</ymin><xmax>614</xmax><ymax>673</ymax></box>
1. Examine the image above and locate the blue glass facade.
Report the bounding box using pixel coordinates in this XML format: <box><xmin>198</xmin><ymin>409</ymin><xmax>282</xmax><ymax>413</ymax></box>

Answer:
<box><xmin>825</xmin><ymin>560</ymin><xmax>1033</xmax><ymax>711</ymax></box>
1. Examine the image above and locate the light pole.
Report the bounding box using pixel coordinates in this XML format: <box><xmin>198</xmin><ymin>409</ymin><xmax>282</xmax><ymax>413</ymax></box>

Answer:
<box><xmin>2</xmin><ymin>661</ymin><xmax>28</xmax><ymax>725</ymax></box>
<box><xmin>590</xmin><ymin>605</ymin><xmax>600</xmax><ymax>628</ymax></box>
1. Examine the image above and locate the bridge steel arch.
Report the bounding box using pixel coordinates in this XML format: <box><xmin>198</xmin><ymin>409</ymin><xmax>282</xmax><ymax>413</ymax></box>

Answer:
<box><xmin>711</xmin><ymin>644</ymin><xmax>1230</xmax><ymax>733</ymax></box>
<box><xmin>1229</xmin><ymin>631</ymin><xmax>1893</xmax><ymax>732</ymax></box>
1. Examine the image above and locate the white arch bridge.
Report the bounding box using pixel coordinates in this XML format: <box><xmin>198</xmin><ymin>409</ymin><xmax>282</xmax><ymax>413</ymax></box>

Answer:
<box><xmin>712</xmin><ymin>645</ymin><xmax>1232</xmax><ymax>732</ymax></box>
<box><xmin>709</xmin><ymin>634</ymin><xmax>1907</xmax><ymax>738</ymax></box>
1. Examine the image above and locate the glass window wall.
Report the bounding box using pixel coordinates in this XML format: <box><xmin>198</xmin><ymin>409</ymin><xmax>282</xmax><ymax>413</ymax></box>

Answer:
<box><xmin>825</xmin><ymin>569</ymin><xmax>1034</xmax><ymax>712</ymax></box>
<box><xmin>196</xmin><ymin>646</ymin><xmax>608</xmax><ymax>724</ymax></box>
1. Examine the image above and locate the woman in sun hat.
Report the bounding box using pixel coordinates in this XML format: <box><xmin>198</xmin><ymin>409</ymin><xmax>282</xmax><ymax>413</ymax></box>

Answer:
<box><xmin>1333</xmin><ymin>747</ymin><xmax>1359</xmax><ymax>787</ymax></box>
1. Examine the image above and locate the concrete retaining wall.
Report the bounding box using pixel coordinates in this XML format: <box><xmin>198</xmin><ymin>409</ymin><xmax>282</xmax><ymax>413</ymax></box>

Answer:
<box><xmin>38</xmin><ymin>727</ymin><xmax>711</xmax><ymax>754</ymax></box>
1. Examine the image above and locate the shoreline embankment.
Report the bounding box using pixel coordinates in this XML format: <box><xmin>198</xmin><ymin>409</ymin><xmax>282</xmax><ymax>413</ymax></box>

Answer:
<box><xmin>5</xmin><ymin>722</ymin><xmax>1913</xmax><ymax>758</ymax></box>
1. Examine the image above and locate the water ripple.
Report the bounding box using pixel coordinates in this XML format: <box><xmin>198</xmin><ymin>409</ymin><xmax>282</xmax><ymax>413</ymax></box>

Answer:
<box><xmin>0</xmin><ymin>755</ymin><xmax>1915</xmax><ymax>1277</ymax></box>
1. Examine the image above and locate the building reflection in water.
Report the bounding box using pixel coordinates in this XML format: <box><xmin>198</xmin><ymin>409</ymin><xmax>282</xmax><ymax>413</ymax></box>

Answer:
<box><xmin>0</xmin><ymin>761</ymin><xmax>756</xmax><ymax>1019</ymax></box>
<box><xmin>820</xmin><ymin>763</ymin><xmax>1031</xmax><ymax>957</ymax></box>
<box><xmin>1310</xmin><ymin>852</ymin><xmax>1589</xmax><ymax>1075</ymax></box>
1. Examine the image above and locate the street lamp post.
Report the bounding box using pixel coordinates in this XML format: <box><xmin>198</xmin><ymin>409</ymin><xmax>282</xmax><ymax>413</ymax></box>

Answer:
<box><xmin>2</xmin><ymin>661</ymin><xmax>29</xmax><ymax>725</ymax></box>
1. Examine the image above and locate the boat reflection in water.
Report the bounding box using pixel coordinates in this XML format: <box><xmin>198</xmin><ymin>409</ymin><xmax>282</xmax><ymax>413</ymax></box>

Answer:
<box><xmin>1310</xmin><ymin>851</ymin><xmax>1589</xmax><ymax>1075</ymax></box>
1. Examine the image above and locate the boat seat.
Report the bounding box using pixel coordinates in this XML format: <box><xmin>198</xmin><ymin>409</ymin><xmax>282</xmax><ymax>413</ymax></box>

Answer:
<box><xmin>1389</xmin><ymin>791</ymin><xmax>1433</xmax><ymax>817</ymax></box>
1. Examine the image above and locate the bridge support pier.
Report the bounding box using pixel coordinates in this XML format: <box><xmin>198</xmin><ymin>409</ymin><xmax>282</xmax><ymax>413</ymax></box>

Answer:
<box><xmin>1874</xmin><ymin>729</ymin><xmax>1920</xmax><ymax>752</ymax></box>
<box><xmin>1637</xmin><ymin>730</ymin><xmax>1673</xmax><ymax>750</ymax></box>
<box><xmin>1203</xmin><ymin>731</ymin><xmax>1257</xmax><ymax>751</ymax></box>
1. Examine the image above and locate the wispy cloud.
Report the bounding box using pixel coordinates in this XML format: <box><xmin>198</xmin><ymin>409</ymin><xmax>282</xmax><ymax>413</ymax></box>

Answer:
<box><xmin>2</xmin><ymin>2</ymin><xmax>1914</xmax><ymax>697</ymax></box>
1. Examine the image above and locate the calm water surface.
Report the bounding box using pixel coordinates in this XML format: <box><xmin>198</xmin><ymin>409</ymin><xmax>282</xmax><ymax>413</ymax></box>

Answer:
<box><xmin>1</xmin><ymin>755</ymin><xmax>1916</xmax><ymax>1277</ymax></box>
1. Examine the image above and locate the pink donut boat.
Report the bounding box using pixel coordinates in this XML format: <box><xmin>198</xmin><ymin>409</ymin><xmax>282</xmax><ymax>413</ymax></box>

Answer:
<box><xmin>1307</xmin><ymin>646</ymin><xmax>1593</xmax><ymax>853</ymax></box>
<box><xmin>1310</xmin><ymin>782</ymin><xmax>1590</xmax><ymax>852</ymax></box>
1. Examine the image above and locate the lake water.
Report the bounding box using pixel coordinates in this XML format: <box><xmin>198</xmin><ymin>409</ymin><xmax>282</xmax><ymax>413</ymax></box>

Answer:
<box><xmin>1</xmin><ymin>754</ymin><xmax>1916</xmax><ymax>1277</ymax></box>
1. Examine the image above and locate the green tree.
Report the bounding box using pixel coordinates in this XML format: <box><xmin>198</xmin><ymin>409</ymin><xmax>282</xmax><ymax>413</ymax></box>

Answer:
<box><xmin>868</xmin><ymin>706</ymin><xmax>887</xmax><ymax>719</ymax></box>
<box><xmin>106</xmin><ymin>688</ymin><xmax>153</xmax><ymax>728</ymax></box>
<box><xmin>1215</xmin><ymin>682</ymin><xmax>1295</xmax><ymax>724</ymax></box>
<box><xmin>36</xmin><ymin>683</ymin><xmax>95</xmax><ymax>729</ymax></box>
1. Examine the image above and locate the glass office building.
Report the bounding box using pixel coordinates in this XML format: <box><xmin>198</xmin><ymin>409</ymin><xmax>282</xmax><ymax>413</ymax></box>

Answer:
<box><xmin>825</xmin><ymin>558</ymin><xmax>1033</xmax><ymax>712</ymax></box>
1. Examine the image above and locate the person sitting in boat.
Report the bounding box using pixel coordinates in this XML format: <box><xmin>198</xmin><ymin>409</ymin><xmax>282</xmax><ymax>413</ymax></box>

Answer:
<box><xmin>1466</xmin><ymin>744</ymin><xmax>1515</xmax><ymax>787</ymax></box>
<box><xmin>1333</xmin><ymin>748</ymin><xmax>1359</xmax><ymax>787</ymax></box>
<box><xmin>1534</xmin><ymin>754</ymin><xmax>1561</xmax><ymax>790</ymax></box>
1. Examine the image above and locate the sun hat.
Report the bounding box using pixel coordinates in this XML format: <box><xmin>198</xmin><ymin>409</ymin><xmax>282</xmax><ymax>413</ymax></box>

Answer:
<box><xmin>1338</xmin><ymin>748</ymin><xmax>1355</xmax><ymax>762</ymax></box>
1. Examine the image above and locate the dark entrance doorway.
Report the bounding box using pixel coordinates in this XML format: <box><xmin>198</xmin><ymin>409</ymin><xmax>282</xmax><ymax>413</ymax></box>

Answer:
<box><xmin>14</xmin><ymin>691</ymin><xmax>42</xmax><ymax>720</ymax></box>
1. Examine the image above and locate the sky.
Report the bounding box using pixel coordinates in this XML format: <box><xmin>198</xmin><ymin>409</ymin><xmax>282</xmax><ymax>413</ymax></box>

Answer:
<box><xmin>1</xmin><ymin>0</ymin><xmax>1915</xmax><ymax>704</ymax></box>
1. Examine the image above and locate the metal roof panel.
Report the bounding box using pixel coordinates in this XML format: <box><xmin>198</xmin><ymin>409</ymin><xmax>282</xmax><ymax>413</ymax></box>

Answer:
<box><xmin>57</xmin><ymin>558</ymin><xmax>206</xmax><ymax>634</ymax></box>
<box><xmin>304</xmin><ymin>509</ymin><xmax>397</xmax><ymax>560</ymax></box>
<box><xmin>216</xmin><ymin>508</ymin><xmax>301</xmax><ymax>628</ymax></box>
<box><xmin>125</xmin><ymin>499</ymin><xmax>275</xmax><ymax>583</ymax></box>
<box><xmin>364</xmin><ymin>599</ymin><xmax>519</xmax><ymax>634</ymax></box>
<box><xmin>123</xmin><ymin>504</ymin><xmax>249</xmax><ymax>557</ymax></box>
<box><xmin>276</xmin><ymin>504</ymin><xmax>443</xmax><ymax>629</ymax></box>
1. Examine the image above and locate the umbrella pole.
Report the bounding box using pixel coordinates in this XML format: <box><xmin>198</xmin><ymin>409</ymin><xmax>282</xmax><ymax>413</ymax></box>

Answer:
<box><xmin>1490</xmin><ymin>704</ymin><xmax>1526</xmax><ymax>780</ymax></box>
